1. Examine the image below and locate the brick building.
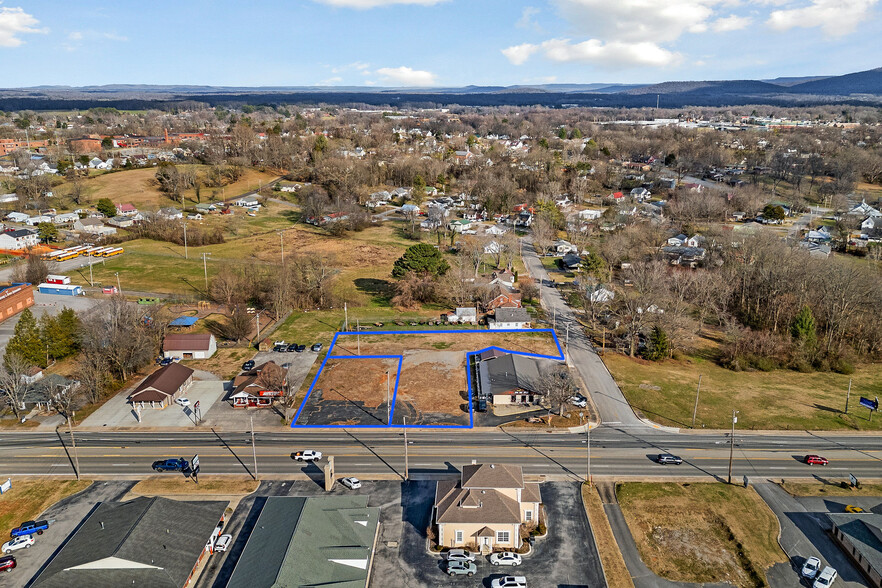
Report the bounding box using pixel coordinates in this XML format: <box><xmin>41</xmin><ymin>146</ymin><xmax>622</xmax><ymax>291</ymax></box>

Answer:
<box><xmin>0</xmin><ymin>139</ymin><xmax>49</xmax><ymax>156</ymax></box>
<box><xmin>0</xmin><ymin>283</ymin><xmax>35</xmax><ymax>323</ymax></box>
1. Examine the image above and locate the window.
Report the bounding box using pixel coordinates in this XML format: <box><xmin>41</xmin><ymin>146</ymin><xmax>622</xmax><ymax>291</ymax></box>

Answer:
<box><xmin>496</xmin><ymin>530</ymin><xmax>510</xmax><ymax>544</ymax></box>
<box><xmin>455</xmin><ymin>530</ymin><xmax>463</xmax><ymax>544</ymax></box>
<box><xmin>525</xmin><ymin>510</ymin><xmax>533</xmax><ymax>522</ymax></box>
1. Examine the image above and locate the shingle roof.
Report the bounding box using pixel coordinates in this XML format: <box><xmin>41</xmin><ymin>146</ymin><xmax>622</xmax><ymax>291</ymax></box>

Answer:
<box><xmin>129</xmin><ymin>363</ymin><xmax>193</xmax><ymax>402</ymax></box>
<box><xmin>434</xmin><ymin>483</ymin><xmax>522</xmax><ymax>525</ymax></box>
<box><xmin>478</xmin><ymin>353</ymin><xmax>545</xmax><ymax>397</ymax></box>
<box><xmin>163</xmin><ymin>333</ymin><xmax>213</xmax><ymax>352</ymax></box>
<box><xmin>462</xmin><ymin>463</ymin><xmax>524</xmax><ymax>489</ymax></box>
<box><xmin>31</xmin><ymin>496</ymin><xmax>226</xmax><ymax>588</ymax></box>
<box><xmin>494</xmin><ymin>307</ymin><xmax>530</xmax><ymax>323</ymax></box>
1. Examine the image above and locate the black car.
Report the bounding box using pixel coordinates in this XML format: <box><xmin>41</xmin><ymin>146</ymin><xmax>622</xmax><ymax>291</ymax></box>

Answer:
<box><xmin>273</xmin><ymin>344</ymin><xmax>287</xmax><ymax>353</ymax></box>
<box><xmin>152</xmin><ymin>458</ymin><xmax>189</xmax><ymax>472</ymax></box>
<box><xmin>286</xmin><ymin>343</ymin><xmax>298</xmax><ymax>352</ymax></box>
<box><xmin>311</xmin><ymin>343</ymin><xmax>323</xmax><ymax>352</ymax></box>
<box><xmin>242</xmin><ymin>360</ymin><xmax>255</xmax><ymax>371</ymax></box>
<box><xmin>657</xmin><ymin>454</ymin><xmax>683</xmax><ymax>465</ymax></box>
<box><xmin>295</xmin><ymin>344</ymin><xmax>306</xmax><ymax>352</ymax></box>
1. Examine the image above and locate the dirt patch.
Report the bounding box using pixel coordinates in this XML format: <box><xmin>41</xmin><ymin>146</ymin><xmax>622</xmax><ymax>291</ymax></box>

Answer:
<box><xmin>131</xmin><ymin>476</ymin><xmax>258</xmax><ymax>496</ymax></box>
<box><xmin>314</xmin><ymin>357</ymin><xmax>399</xmax><ymax>409</ymax></box>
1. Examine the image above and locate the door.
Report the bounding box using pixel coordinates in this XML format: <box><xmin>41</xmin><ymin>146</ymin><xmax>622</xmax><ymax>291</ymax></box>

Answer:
<box><xmin>481</xmin><ymin>536</ymin><xmax>492</xmax><ymax>552</ymax></box>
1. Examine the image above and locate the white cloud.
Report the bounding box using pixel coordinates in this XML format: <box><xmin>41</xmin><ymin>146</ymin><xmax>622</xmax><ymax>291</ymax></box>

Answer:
<box><xmin>331</xmin><ymin>61</ymin><xmax>370</xmax><ymax>74</ymax></box>
<box><xmin>503</xmin><ymin>38</ymin><xmax>680</xmax><ymax>68</ymax></box>
<box><xmin>516</xmin><ymin>6</ymin><xmax>541</xmax><ymax>29</ymax></box>
<box><xmin>553</xmin><ymin>0</ymin><xmax>717</xmax><ymax>43</ymax></box>
<box><xmin>375</xmin><ymin>66</ymin><xmax>437</xmax><ymax>86</ymax></box>
<box><xmin>712</xmin><ymin>14</ymin><xmax>753</xmax><ymax>31</ymax></box>
<box><xmin>68</xmin><ymin>31</ymin><xmax>83</xmax><ymax>41</ymax></box>
<box><xmin>767</xmin><ymin>0</ymin><xmax>877</xmax><ymax>37</ymax></box>
<box><xmin>0</xmin><ymin>6</ymin><xmax>45</xmax><ymax>47</ymax></box>
<box><xmin>312</xmin><ymin>0</ymin><xmax>444</xmax><ymax>7</ymax></box>
<box><xmin>318</xmin><ymin>76</ymin><xmax>344</xmax><ymax>85</ymax></box>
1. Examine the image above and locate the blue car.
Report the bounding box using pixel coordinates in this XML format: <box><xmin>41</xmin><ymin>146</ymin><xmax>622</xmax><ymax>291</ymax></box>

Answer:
<box><xmin>159</xmin><ymin>357</ymin><xmax>173</xmax><ymax>367</ymax></box>
<box><xmin>152</xmin><ymin>458</ymin><xmax>188</xmax><ymax>472</ymax></box>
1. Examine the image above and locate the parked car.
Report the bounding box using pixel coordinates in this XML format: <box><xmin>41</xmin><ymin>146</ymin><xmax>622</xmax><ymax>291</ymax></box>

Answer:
<box><xmin>802</xmin><ymin>556</ymin><xmax>821</xmax><ymax>579</ymax></box>
<box><xmin>152</xmin><ymin>458</ymin><xmax>188</xmax><ymax>472</ymax></box>
<box><xmin>813</xmin><ymin>566</ymin><xmax>837</xmax><ymax>588</ymax></box>
<box><xmin>293</xmin><ymin>450</ymin><xmax>322</xmax><ymax>462</ymax></box>
<box><xmin>805</xmin><ymin>455</ymin><xmax>829</xmax><ymax>466</ymax></box>
<box><xmin>2</xmin><ymin>535</ymin><xmax>33</xmax><ymax>554</ymax></box>
<box><xmin>845</xmin><ymin>505</ymin><xmax>865</xmax><ymax>513</ymax></box>
<box><xmin>446</xmin><ymin>549</ymin><xmax>476</xmax><ymax>562</ymax></box>
<box><xmin>340</xmin><ymin>477</ymin><xmax>362</xmax><ymax>490</ymax></box>
<box><xmin>159</xmin><ymin>357</ymin><xmax>173</xmax><ymax>366</ymax></box>
<box><xmin>0</xmin><ymin>555</ymin><xmax>15</xmax><ymax>572</ymax></box>
<box><xmin>10</xmin><ymin>521</ymin><xmax>48</xmax><ymax>537</ymax></box>
<box><xmin>295</xmin><ymin>344</ymin><xmax>306</xmax><ymax>352</ymax></box>
<box><xmin>491</xmin><ymin>576</ymin><xmax>527</xmax><ymax>588</ymax></box>
<box><xmin>446</xmin><ymin>560</ymin><xmax>477</xmax><ymax>577</ymax></box>
<box><xmin>273</xmin><ymin>344</ymin><xmax>287</xmax><ymax>352</ymax></box>
<box><xmin>214</xmin><ymin>534</ymin><xmax>232</xmax><ymax>552</ymax></box>
<box><xmin>657</xmin><ymin>454</ymin><xmax>683</xmax><ymax>465</ymax></box>
<box><xmin>568</xmin><ymin>394</ymin><xmax>587</xmax><ymax>408</ymax></box>
<box><xmin>490</xmin><ymin>551</ymin><xmax>522</xmax><ymax>566</ymax></box>
<box><xmin>175</xmin><ymin>397</ymin><xmax>191</xmax><ymax>407</ymax></box>
<box><xmin>287</xmin><ymin>343</ymin><xmax>298</xmax><ymax>352</ymax></box>
<box><xmin>311</xmin><ymin>343</ymin><xmax>323</xmax><ymax>352</ymax></box>
<box><xmin>242</xmin><ymin>360</ymin><xmax>255</xmax><ymax>371</ymax></box>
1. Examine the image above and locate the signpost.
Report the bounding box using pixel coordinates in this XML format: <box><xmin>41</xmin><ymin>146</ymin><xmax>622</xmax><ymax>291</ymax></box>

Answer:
<box><xmin>0</xmin><ymin>478</ymin><xmax>11</xmax><ymax>494</ymax></box>
<box><xmin>194</xmin><ymin>400</ymin><xmax>200</xmax><ymax>426</ymax></box>
<box><xmin>191</xmin><ymin>454</ymin><xmax>200</xmax><ymax>484</ymax></box>
<box><xmin>850</xmin><ymin>473</ymin><xmax>860</xmax><ymax>488</ymax></box>
<box><xmin>859</xmin><ymin>396</ymin><xmax>878</xmax><ymax>422</ymax></box>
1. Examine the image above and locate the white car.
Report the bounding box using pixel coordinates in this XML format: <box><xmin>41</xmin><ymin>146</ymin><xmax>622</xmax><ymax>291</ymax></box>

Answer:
<box><xmin>490</xmin><ymin>551</ymin><xmax>522</xmax><ymax>566</ymax></box>
<box><xmin>340</xmin><ymin>477</ymin><xmax>361</xmax><ymax>489</ymax></box>
<box><xmin>802</xmin><ymin>556</ymin><xmax>821</xmax><ymax>579</ymax></box>
<box><xmin>813</xmin><ymin>566</ymin><xmax>837</xmax><ymax>588</ymax></box>
<box><xmin>2</xmin><ymin>534</ymin><xmax>34</xmax><ymax>554</ymax></box>
<box><xmin>293</xmin><ymin>450</ymin><xmax>323</xmax><ymax>462</ymax></box>
<box><xmin>214</xmin><ymin>534</ymin><xmax>232</xmax><ymax>553</ymax></box>
<box><xmin>175</xmin><ymin>398</ymin><xmax>191</xmax><ymax>407</ymax></box>
<box><xmin>445</xmin><ymin>548</ymin><xmax>476</xmax><ymax>562</ymax></box>
<box><xmin>491</xmin><ymin>576</ymin><xmax>527</xmax><ymax>588</ymax></box>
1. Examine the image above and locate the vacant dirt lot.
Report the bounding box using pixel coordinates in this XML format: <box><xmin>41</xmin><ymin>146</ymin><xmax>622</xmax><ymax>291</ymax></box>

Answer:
<box><xmin>314</xmin><ymin>356</ymin><xmax>400</xmax><ymax>409</ymax></box>
<box><xmin>618</xmin><ymin>482</ymin><xmax>786</xmax><ymax>587</ymax></box>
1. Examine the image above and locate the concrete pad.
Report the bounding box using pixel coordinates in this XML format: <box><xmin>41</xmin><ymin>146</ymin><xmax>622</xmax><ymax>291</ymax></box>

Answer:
<box><xmin>81</xmin><ymin>380</ymin><xmax>225</xmax><ymax>428</ymax></box>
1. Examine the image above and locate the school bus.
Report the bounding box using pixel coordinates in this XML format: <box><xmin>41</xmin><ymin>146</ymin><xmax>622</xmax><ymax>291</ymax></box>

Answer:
<box><xmin>101</xmin><ymin>248</ymin><xmax>124</xmax><ymax>258</ymax></box>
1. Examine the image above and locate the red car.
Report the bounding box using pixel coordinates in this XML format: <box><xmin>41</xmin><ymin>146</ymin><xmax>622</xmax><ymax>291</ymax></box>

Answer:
<box><xmin>805</xmin><ymin>455</ymin><xmax>829</xmax><ymax>466</ymax></box>
<box><xmin>0</xmin><ymin>555</ymin><xmax>16</xmax><ymax>572</ymax></box>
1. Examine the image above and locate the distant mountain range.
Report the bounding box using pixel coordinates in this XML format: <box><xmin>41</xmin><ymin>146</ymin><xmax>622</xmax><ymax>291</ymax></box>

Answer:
<box><xmin>2</xmin><ymin>67</ymin><xmax>881</xmax><ymax>111</ymax></box>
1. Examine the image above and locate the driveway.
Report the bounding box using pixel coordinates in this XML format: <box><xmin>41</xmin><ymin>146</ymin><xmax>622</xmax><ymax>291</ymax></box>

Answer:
<box><xmin>754</xmin><ymin>483</ymin><xmax>871</xmax><ymax>588</ymax></box>
<box><xmin>374</xmin><ymin>481</ymin><xmax>604</xmax><ymax>588</ymax></box>
<box><xmin>80</xmin><ymin>380</ymin><xmax>225</xmax><ymax>428</ymax></box>
<box><xmin>17</xmin><ymin>481</ymin><xmax>135</xmax><ymax>588</ymax></box>
<box><xmin>521</xmin><ymin>240</ymin><xmax>644</xmax><ymax>428</ymax></box>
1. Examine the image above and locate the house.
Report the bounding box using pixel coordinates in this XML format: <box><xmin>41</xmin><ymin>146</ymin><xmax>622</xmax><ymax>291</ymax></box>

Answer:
<box><xmin>116</xmin><ymin>203</ymin><xmax>138</xmax><ymax>216</ymax></box>
<box><xmin>847</xmin><ymin>200</ymin><xmax>881</xmax><ymax>218</ymax></box>
<box><xmin>234</xmin><ymin>195</ymin><xmax>260</xmax><ymax>208</ymax></box>
<box><xmin>420</xmin><ymin>219</ymin><xmax>441</xmax><ymax>231</ymax></box>
<box><xmin>553</xmin><ymin>239</ymin><xmax>577</xmax><ymax>254</ymax></box>
<box><xmin>561</xmin><ymin>253</ymin><xmax>582</xmax><ymax>270</ymax></box>
<box><xmin>194</xmin><ymin>203</ymin><xmax>218</xmax><ymax>213</ymax></box>
<box><xmin>162</xmin><ymin>333</ymin><xmax>217</xmax><ymax>360</ymax></box>
<box><xmin>667</xmin><ymin>233</ymin><xmax>688</xmax><ymax>246</ymax></box>
<box><xmin>157</xmin><ymin>207</ymin><xmax>183</xmax><ymax>220</ymax></box>
<box><xmin>554</xmin><ymin>195</ymin><xmax>571</xmax><ymax>208</ymax></box>
<box><xmin>485</xmin><ymin>291</ymin><xmax>522</xmax><ymax>311</ymax></box>
<box><xmin>29</xmin><ymin>496</ymin><xmax>226</xmax><ymax>588</ymax></box>
<box><xmin>434</xmin><ymin>463</ymin><xmax>541</xmax><ymax>551</ymax></box>
<box><xmin>230</xmin><ymin>361</ymin><xmax>287</xmax><ymax>408</ymax></box>
<box><xmin>400</xmin><ymin>204</ymin><xmax>421</xmax><ymax>215</ymax></box>
<box><xmin>106</xmin><ymin>215</ymin><xmax>134</xmax><ymax>228</ymax></box>
<box><xmin>74</xmin><ymin>218</ymin><xmax>116</xmax><ymax>236</ymax></box>
<box><xmin>588</xmin><ymin>285</ymin><xmax>615</xmax><ymax>303</ymax></box>
<box><xmin>488</xmin><ymin>307</ymin><xmax>531</xmax><ymax>330</ymax></box>
<box><xmin>6</xmin><ymin>211</ymin><xmax>30</xmax><ymax>223</ymax></box>
<box><xmin>630</xmin><ymin>187</ymin><xmax>651</xmax><ymax>201</ymax></box>
<box><xmin>51</xmin><ymin>212</ymin><xmax>79</xmax><ymax>225</ymax></box>
<box><xmin>662</xmin><ymin>246</ymin><xmax>707</xmax><ymax>267</ymax></box>
<box><xmin>485</xmin><ymin>225</ymin><xmax>507</xmax><ymax>236</ymax></box>
<box><xmin>226</xmin><ymin>496</ymin><xmax>379</xmax><ymax>588</ymax></box>
<box><xmin>0</xmin><ymin>283</ymin><xmax>34</xmax><ymax>323</ymax></box>
<box><xmin>609</xmin><ymin>191</ymin><xmax>625</xmax><ymax>201</ymax></box>
<box><xmin>446</xmin><ymin>307</ymin><xmax>477</xmax><ymax>324</ymax></box>
<box><xmin>128</xmin><ymin>363</ymin><xmax>194</xmax><ymax>409</ymax></box>
<box><xmin>26</xmin><ymin>215</ymin><xmax>53</xmax><ymax>226</ymax></box>
<box><xmin>0</xmin><ymin>228</ymin><xmax>39</xmax><ymax>250</ymax></box>
<box><xmin>22</xmin><ymin>374</ymin><xmax>79</xmax><ymax>412</ymax></box>
<box><xmin>448</xmin><ymin>219</ymin><xmax>472</xmax><ymax>233</ymax></box>
<box><xmin>453</xmin><ymin>150</ymin><xmax>474</xmax><ymax>164</ymax></box>
<box><xmin>391</xmin><ymin>187</ymin><xmax>410</xmax><ymax>199</ymax></box>
<box><xmin>805</xmin><ymin>226</ymin><xmax>832</xmax><ymax>243</ymax></box>
<box><xmin>798</xmin><ymin>241</ymin><xmax>832</xmax><ymax>258</ymax></box>
<box><xmin>187</xmin><ymin>213</ymin><xmax>203</xmax><ymax>220</ymax></box>
<box><xmin>577</xmin><ymin>209</ymin><xmax>603</xmax><ymax>220</ymax></box>
<box><xmin>685</xmin><ymin>234</ymin><xmax>705</xmax><ymax>248</ymax></box>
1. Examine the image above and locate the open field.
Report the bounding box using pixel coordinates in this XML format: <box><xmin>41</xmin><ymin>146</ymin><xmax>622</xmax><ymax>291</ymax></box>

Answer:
<box><xmin>0</xmin><ymin>479</ymin><xmax>92</xmax><ymax>537</ymax></box>
<box><xmin>186</xmin><ymin>347</ymin><xmax>254</xmax><ymax>380</ymax></box>
<box><xmin>582</xmin><ymin>484</ymin><xmax>634</xmax><ymax>588</ymax></box>
<box><xmin>605</xmin><ymin>352</ymin><xmax>882</xmax><ymax>431</ymax></box>
<box><xmin>778</xmin><ymin>481</ymin><xmax>882</xmax><ymax>497</ymax></box>
<box><xmin>296</xmin><ymin>329</ymin><xmax>561</xmax><ymax>426</ymax></box>
<box><xmin>130</xmin><ymin>476</ymin><xmax>259</xmax><ymax>496</ymax></box>
<box><xmin>618</xmin><ymin>482</ymin><xmax>786</xmax><ymax>588</ymax></box>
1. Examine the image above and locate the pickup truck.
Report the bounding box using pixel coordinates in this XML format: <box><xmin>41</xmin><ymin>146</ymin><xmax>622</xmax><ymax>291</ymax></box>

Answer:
<box><xmin>152</xmin><ymin>458</ymin><xmax>189</xmax><ymax>472</ymax></box>
<box><xmin>10</xmin><ymin>520</ymin><xmax>48</xmax><ymax>537</ymax></box>
<box><xmin>293</xmin><ymin>450</ymin><xmax>322</xmax><ymax>462</ymax></box>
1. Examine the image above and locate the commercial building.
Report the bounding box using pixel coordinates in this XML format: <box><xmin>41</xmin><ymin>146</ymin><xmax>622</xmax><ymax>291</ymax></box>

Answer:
<box><xmin>476</xmin><ymin>352</ymin><xmax>553</xmax><ymax>405</ymax></box>
<box><xmin>827</xmin><ymin>513</ymin><xmax>882</xmax><ymax>587</ymax></box>
<box><xmin>0</xmin><ymin>282</ymin><xmax>34</xmax><ymax>323</ymax></box>
<box><xmin>226</xmin><ymin>496</ymin><xmax>379</xmax><ymax>588</ymax></box>
<box><xmin>30</xmin><ymin>496</ymin><xmax>226</xmax><ymax>588</ymax></box>
<box><xmin>128</xmin><ymin>363</ymin><xmax>194</xmax><ymax>409</ymax></box>
<box><xmin>162</xmin><ymin>333</ymin><xmax>217</xmax><ymax>360</ymax></box>
<box><xmin>229</xmin><ymin>361</ymin><xmax>286</xmax><ymax>408</ymax></box>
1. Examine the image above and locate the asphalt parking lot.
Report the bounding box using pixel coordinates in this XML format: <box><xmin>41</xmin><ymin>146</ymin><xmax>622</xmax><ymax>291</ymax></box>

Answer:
<box><xmin>81</xmin><ymin>379</ymin><xmax>225</xmax><ymax>428</ymax></box>
<box><xmin>0</xmin><ymin>292</ymin><xmax>98</xmax><ymax>357</ymax></box>
<box><xmin>12</xmin><ymin>481</ymin><xmax>134</xmax><ymax>588</ymax></box>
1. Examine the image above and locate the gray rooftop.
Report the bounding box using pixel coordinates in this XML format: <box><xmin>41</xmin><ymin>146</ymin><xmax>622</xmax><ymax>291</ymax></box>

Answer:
<box><xmin>31</xmin><ymin>496</ymin><xmax>226</xmax><ymax>588</ymax></box>
<box><xmin>478</xmin><ymin>353</ymin><xmax>549</xmax><ymax>397</ymax></box>
<box><xmin>226</xmin><ymin>496</ymin><xmax>379</xmax><ymax>588</ymax></box>
<box><xmin>827</xmin><ymin>513</ymin><xmax>882</xmax><ymax>574</ymax></box>
<box><xmin>493</xmin><ymin>307</ymin><xmax>530</xmax><ymax>323</ymax></box>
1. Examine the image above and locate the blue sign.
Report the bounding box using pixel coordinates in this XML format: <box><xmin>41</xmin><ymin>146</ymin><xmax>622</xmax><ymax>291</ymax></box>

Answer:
<box><xmin>859</xmin><ymin>397</ymin><xmax>878</xmax><ymax>411</ymax></box>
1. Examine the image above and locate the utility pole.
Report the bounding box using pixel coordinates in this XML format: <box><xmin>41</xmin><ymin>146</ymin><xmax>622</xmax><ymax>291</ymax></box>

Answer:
<box><xmin>250</xmin><ymin>415</ymin><xmax>258</xmax><ymax>480</ymax></box>
<box><xmin>846</xmin><ymin>378</ymin><xmax>852</xmax><ymax>413</ymax></box>
<box><xmin>254</xmin><ymin>310</ymin><xmax>264</xmax><ymax>349</ymax></box>
<box><xmin>115</xmin><ymin>272</ymin><xmax>121</xmax><ymax>294</ymax></box>
<box><xmin>691</xmin><ymin>374</ymin><xmax>702</xmax><ymax>428</ymax></box>
<box><xmin>201</xmin><ymin>253</ymin><xmax>211</xmax><ymax>290</ymax></box>
<box><xmin>553</xmin><ymin>307</ymin><xmax>556</xmax><ymax>329</ymax></box>
<box><xmin>88</xmin><ymin>259</ymin><xmax>93</xmax><ymax>286</ymax></box>
<box><xmin>278</xmin><ymin>231</ymin><xmax>284</xmax><ymax>265</ymax></box>
<box><xmin>403</xmin><ymin>416</ymin><xmax>409</xmax><ymax>480</ymax></box>
<box><xmin>727</xmin><ymin>410</ymin><xmax>739</xmax><ymax>484</ymax></box>
<box><xmin>68</xmin><ymin>412</ymin><xmax>80</xmax><ymax>481</ymax></box>
<box><xmin>344</xmin><ymin>302</ymin><xmax>348</xmax><ymax>331</ymax></box>
<box><xmin>386</xmin><ymin>370</ymin><xmax>391</xmax><ymax>425</ymax></box>
<box><xmin>183</xmin><ymin>221</ymin><xmax>188</xmax><ymax>259</ymax></box>
<box><xmin>357</xmin><ymin>319</ymin><xmax>361</xmax><ymax>355</ymax></box>
<box><xmin>586</xmin><ymin>421</ymin><xmax>591</xmax><ymax>486</ymax></box>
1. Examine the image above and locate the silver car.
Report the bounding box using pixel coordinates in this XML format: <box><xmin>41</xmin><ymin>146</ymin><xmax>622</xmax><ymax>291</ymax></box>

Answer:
<box><xmin>490</xmin><ymin>551</ymin><xmax>522</xmax><ymax>566</ymax></box>
<box><xmin>446</xmin><ymin>548</ymin><xmax>476</xmax><ymax>562</ymax></box>
<box><xmin>446</xmin><ymin>560</ymin><xmax>477</xmax><ymax>577</ymax></box>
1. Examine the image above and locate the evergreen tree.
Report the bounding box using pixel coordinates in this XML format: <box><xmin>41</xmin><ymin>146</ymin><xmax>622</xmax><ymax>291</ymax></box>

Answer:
<box><xmin>791</xmin><ymin>305</ymin><xmax>817</xmax><ymax>348</ymax></box>
<box><xmin>41</xmin><ymin>308</ymin><xmax>80</xmax><ymax>361</ymax></box>
<box><xmin>5</xmin><ymin>308</ymin><xmax>45</xmax><ymax>368</ymax></box>
<box><xmin>392</xmin><ymin>243</ymin><xmax>450</xmax><ymax>279</ymax></box>
<box><xmin>643</xmin><ymin>326</ymin><xmax>670</xmax><ymax>361</ymax></box>
<box><xmin>95</xmin><ymin>198</ymin><xmax>117</xmax><ymax>218</ymax></box>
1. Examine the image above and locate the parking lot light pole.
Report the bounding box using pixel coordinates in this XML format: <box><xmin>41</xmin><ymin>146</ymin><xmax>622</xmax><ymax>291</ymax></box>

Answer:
<box><xmin>68</xmin><ymin>411</ymin><xmax>80</xmax><ymax>481</ymax></box>
<box><xmin>115</xmin><ymin>272</ymin><xmax>121</xmax><ymax>294</ymax></box>
<box><xmin>250</xmin><ymin>416</ymin><xmax>258</xmax><ymax>480</ymax></box>
<box><xmin>727</xmin><ymin>410</ymin><xmax>739</xmax><ymax>484</ymax></box>
<box><xmin>403</xmin><ymin>416</ymin><xmax>409</xmax><ymax>481</ymax></box>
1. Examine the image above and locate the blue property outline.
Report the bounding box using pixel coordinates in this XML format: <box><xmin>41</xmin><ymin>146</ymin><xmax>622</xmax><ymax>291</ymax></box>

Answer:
<box><xmin>291</xmin><ymin>329</ymin><xmax>564</xmax><ymax>429</ymax></box>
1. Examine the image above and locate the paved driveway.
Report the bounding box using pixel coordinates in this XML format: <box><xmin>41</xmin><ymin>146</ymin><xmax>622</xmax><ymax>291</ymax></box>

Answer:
<box><xmin>16</xmin><ymin>481</ymin><xmax>134</xmax><ymax>588</ymax></box>
<box><xmin>81</xmin><ymin>380</ymin><xmax>225</xmax><ymax>428</ymax></box>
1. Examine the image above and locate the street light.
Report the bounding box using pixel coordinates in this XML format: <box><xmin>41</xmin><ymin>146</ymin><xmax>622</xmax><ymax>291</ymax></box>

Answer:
<box><xmin>114</xmin><ymin>272</ymin><xmax>121</xmax><ymax>294</ymax></box>
<box><xmin>727</xmin><ymin>409</ymin><xmax>740</xmax><ymax>484</ymax></box>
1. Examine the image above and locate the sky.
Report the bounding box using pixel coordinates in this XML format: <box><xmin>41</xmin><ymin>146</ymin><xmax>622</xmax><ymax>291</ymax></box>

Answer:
<box><xmin>0</xmin><ymin>0</ymin><xmax>880</xmax><ymax>87</ymax></box>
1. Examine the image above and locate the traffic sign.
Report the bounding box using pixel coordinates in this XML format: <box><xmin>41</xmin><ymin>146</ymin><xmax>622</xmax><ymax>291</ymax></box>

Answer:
<box><xmin>859</xmin><ymin>397</ymin><xmax>878</xmax><ymax>411</ymax></box>
<box><xmin>850</xmin><ymin>473</ymin><xmax>859</xmax><ymax>487</ymax></box>
<box><xmin>191</xmin><ymin>454</ymin><xmax>200</xmax><ymax>471</ymax></box>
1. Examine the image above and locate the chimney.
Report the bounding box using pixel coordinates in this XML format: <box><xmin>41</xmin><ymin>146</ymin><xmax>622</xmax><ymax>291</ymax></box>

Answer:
<box><xmin>99</xmin><ymin>521</ymin><xmax>104</xmax><ymax>530</ymax></box>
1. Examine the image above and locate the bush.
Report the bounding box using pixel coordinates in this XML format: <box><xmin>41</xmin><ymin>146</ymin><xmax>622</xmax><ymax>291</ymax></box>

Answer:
<box><xmin>830</xmin><ymin>357</ymin><xmax>855</xmax><ymax>375</ymax></box>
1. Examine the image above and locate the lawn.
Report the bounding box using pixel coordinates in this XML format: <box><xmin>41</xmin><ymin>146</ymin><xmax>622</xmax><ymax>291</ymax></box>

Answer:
<box><xmin>0</xmin><ymin>479</ymin><xmax>92</xmax><ymax>537</ymax></box>
<box><xmin>186</xmin><ymin>347</ymin><xmax>254</xmax><ymax>380</ymax></box>
<box><xmin>778</xmin><ymin>481</ymin><xmax>882</xmax><ymax>497</ymax></box>
<box><xmin>130</xmin><ymin>476</ymin><xmax>259</xmax><ymax>496</ymax></box>
<box><xmin>618</xmin><ymin>482</ymin><xmax>786</xmax><ymax>587</ymax></box>
<box><xmin>582</xmin><ymin>484</ymin><xmax>633</xmax><ymax>588</ymax></box>
<box><xmin>604</xmin><ymin>352</ymin><xmax>882</xmax><ymax>431</ymax></box>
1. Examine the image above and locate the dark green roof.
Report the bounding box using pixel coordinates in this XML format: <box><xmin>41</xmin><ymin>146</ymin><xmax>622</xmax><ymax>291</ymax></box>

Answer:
<box><xmin>226</xmin><ymin>496</ymin><xmax>379</xmax><ymax>588</ymax></box>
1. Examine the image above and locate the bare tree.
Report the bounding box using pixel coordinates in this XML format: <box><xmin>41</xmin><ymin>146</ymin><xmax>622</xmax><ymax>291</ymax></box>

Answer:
<box><xmin>538</xmin><ymin>363</ymin><xmax>579</xmax><ymax>416</ymax></box>
<box><xmin>79</xmin><ymin>296</ymin><xmax>157</xmax><ymax>381</ymax></box>
<box><xmin>48</xmin><ymin>380</ymin><xmax>84</xmax><ymax>424</ymax></box>
<box><xmin>531</xmin><ymin>216</ymin><xmax>554</xmax><ymax>256</ymax></box>
<box><xmin>0</xmin><ymin>353</ymin><xmax>32</xmax><ymax>419</ymax></box>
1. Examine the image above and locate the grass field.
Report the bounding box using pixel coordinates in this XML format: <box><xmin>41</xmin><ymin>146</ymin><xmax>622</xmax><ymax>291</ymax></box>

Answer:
<box><xmin>605</xmin><ymin>352</ymin><xmax>882</xmax><ymax>431</ymax></box>
<box><xmin>0</xmin><ymin>479</ymin><xmax>92</xmax><ymax>537</ymax></box>
<box><xmin>131</xmin><ymin>476</ymin><xmax>259</xmax><ymax>496</ymax></box>
<box><xmin>618</xmin><ymin>482</ymin><xmax>786</xmax><ymax>587</ymax></box>
<box><xmin>582</xmin><ymin>484</ymin><xmax>634</xmax><ymax>588</ymax></box>
<box><xmin>779</xmin><ymin>481</ymin><xmax>882</xmax><ymax>497</ymax></box>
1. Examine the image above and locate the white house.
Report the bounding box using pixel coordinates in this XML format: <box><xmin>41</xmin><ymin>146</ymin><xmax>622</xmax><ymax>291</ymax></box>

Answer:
<box><xmin>157</xmin><ymin>207</ymin><xmax>183</xmax><ymax>220</ymax></box>
<box><xmin>667</xmin><ymin>233</ymin><xmax>688</xmax><ymax>246</ymax></box>
<box><xmin>6</xmin><ymin>212</ymin><xmax>29</xmax><ymax>223</ymax></box>
<box><xmin>484</xmin><ymin>240</ymin><xmax>501</xmax><ymax>255</ymax></box>
<box><xmin>485</xmin><ymin>225</ymin><xmax>507</xmax><ymax>236</ymax></box>
<box><xmin>447</xmin><ymin>219</ymin><xmax>472</xmax><ymax>233</ymax></box>
<box><xmin>74</xmin><ymin>218</ymin><xmax>116</xmax><ymax>236</ymax></box>
<box><xmin>446</xmin><ymin>307</ymin><xmax>477</xmax><ymax>324</ymax></box>
<box><xmin>235</xmin><ymin>195</ymin><xmax>260</xmax><ymax>208</ymax></box>
<box><xmin>553</xmin><ymin>239</ymin><xmax>578</xmax><ymax>254</ymax></box>
<box><xmin>489</xmin><ymin>307</ymin><xmax>531</xmax><ymax>330</ymax></box>
<box><xmin>52</xmin><ymin>213</ymin><xmax>79</xmax><ymax>225</ymax></box>
<box><xmin>0</xmin><ymin>228</ymin><xmax>39</xmax><ymax>250</ymax></box>
<box><xmin>577</xmin><ymin>209</ymin><xmax>603</xmax><ymax>220</ymax></box>
<box><xmin>25</xmin><ymin>215</ymin><xmax>52</xmax><ymax>226</ymax></box>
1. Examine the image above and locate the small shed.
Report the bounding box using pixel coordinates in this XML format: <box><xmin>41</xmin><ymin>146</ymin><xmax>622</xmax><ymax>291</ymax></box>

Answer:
<box><xmin>37</xmin><ymin>283</ymin><xmax>83</xmax><ymax>296</ymax></box>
